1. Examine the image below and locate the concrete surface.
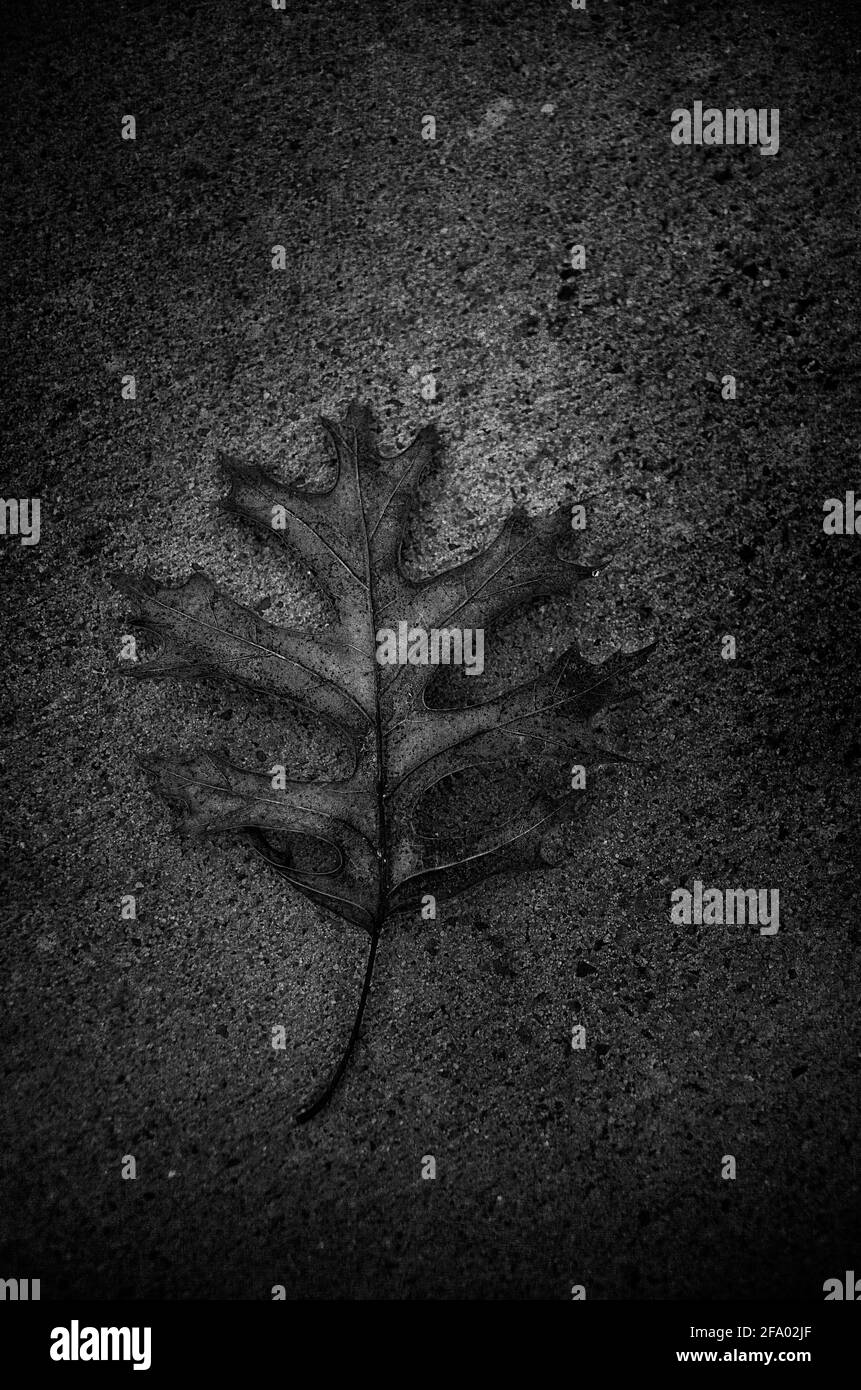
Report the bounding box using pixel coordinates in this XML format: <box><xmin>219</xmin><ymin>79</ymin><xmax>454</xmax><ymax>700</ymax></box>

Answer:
<box><xmin>0</xmin><ymin>0</ymin><xmax>858</xmax><ymax>1298</ymax></box>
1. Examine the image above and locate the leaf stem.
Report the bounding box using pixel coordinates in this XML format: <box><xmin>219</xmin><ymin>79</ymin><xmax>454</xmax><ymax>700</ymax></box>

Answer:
<box><xmin>294</xmin><ymin>921</ymin><xmax>380</xmax><ymax>1124</ymax></box>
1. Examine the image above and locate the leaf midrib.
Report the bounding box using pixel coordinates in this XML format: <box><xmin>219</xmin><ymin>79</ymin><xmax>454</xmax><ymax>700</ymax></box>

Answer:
<box><xmin>351</xmin><ymin>416</ymin><xmax>389</xmax><ymax>930</ymax></box>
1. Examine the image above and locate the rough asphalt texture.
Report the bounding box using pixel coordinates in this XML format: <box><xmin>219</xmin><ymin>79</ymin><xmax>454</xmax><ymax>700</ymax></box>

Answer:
<box><xmin>1</xmin><ymin>0</ymin><xmax>858</xmax><ymax>1298</ymax></box>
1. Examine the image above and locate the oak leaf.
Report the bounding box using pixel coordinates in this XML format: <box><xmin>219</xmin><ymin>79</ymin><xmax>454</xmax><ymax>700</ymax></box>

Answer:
<box><xmin>115</xmin><ymin>403</ymin><xmax>653</xmax><ymax>1118</ymax></box>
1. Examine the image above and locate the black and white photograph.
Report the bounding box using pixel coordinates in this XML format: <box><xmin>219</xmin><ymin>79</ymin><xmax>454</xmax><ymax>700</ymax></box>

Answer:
<box><xmin>1</xmin><ymin>0</ymin><xmax>858</xmax><ymax>1366</ymax></box>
